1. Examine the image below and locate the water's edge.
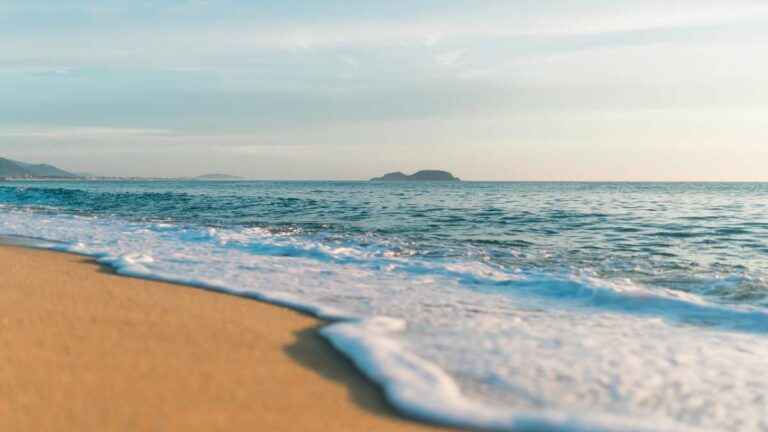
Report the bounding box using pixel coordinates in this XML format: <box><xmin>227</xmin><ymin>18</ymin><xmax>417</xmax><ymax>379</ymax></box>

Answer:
<box><xmin>0</xmin><ymin>236</ymin><xmax>474</xmax><ymax>431</ymax></box>
<box><xmin>0</xmin><ymin>234</ymin><xmax>677</xmax><ymax>432</ymax></box>
<box><xmin>0</xmin><ymin>236</ymin><xmax>432</xmax><ymax>426</ymax></box>
<box><xmin>8</xmin><ymin>179</ymin><xmax>764</xmax><ymax>431</ymax></box>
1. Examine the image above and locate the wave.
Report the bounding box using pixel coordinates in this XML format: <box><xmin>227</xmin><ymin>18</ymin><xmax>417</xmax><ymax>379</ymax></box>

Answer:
<box><xmin>0</xmin><ymin>238</ymin><xmax>697</xmax><ymax>432</ymax></box>
<box><xmin>4</xmin><ymin>183</ymin><xmax>768</xmax><ymax>431</ymax></box>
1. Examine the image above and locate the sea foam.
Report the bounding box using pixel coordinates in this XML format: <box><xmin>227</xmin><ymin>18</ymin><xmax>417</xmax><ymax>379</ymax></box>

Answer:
<box><xmin>3</xmin><ymin>182</ymin><xmax>768</xmax><ymax>431</ymax></box>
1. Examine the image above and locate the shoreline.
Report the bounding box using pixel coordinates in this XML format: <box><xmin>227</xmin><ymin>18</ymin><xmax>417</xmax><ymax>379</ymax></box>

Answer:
<box><xmin>0</xmin><ymin>244</ymin><xmax>450</xmax><ymax>431</ymax></box>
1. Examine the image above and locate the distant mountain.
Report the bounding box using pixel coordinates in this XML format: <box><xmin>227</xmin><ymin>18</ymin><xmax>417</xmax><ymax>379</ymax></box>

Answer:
<box><xmin>12</xmin><ymin>160</ymin><xmax>78</xmax><ymax>178</ymax></box>
<box><xmin>0</xmin><ymin>158</ymin><xmax>32</xmax><ymax>178</ymax></box>
<box><xmin>372</xmin><ymin>172</ymin><xmax>411</xmax><ymax>181</ymax></box>
<box><xmin>370</xmin><ymin>170</ymin><xmax>460</xmax><ymax>182</ymax></box>
<box><xmin>0</xmin><ymin>157</ymin><xmax>78</xmax><ymax>179</ymax></box>
<box><xmin>193</xmin><ymin>173</ymin><xmax>243</xmax><ymax>180</ymax></box>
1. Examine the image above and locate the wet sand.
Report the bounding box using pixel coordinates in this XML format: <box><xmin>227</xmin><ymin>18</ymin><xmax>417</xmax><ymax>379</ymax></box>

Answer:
<box><xmin>0</xmin><ymin>245</ymin><xmax>450</xmax><ymax>431</ymax></box>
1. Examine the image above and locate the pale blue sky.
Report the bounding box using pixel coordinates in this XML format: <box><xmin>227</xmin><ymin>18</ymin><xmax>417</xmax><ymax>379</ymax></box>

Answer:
<box><xmin>2</xmin><ymin>1</ymin><xmax>768</xmax><ymax>179</ymax></box>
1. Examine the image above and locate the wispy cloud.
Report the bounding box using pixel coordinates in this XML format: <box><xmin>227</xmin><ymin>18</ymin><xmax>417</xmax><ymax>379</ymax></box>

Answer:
<box><xmin>435</xmin><ymin>50</ymin><xmax>465</xmax><ymax>67</ymax></box>
<box><xmin>3</xmin><ymin>1</ymin><xmax>767</xmax><ymax>69</ymax></box>
<box><xmin>3</xmin><ymin>1</ymin><xmax>768</xmax><ymax>180</ymax></box>
<box><xmin>0</xmin><ymin>127</ymin><xmax>173</xmax><ymax>139</ymax></box>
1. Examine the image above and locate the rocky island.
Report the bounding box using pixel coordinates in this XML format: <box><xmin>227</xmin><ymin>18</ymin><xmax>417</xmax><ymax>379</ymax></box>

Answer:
<box><xmin>370</xmin><ymin>170</ymin><xmax>460</xmax><ymax>182</ymax></box>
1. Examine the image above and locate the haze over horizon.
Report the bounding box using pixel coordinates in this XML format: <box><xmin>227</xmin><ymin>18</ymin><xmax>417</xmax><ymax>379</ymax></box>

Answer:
<box><xmin>2</xmin><ymin>1</ymin><xmax>768</xmax><ymax>181</ymax></box>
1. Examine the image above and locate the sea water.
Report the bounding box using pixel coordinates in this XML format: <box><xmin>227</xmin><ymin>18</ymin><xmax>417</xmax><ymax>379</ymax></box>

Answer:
<box><xmin>2</xmin><ymin>181</ymin><xmax>768</xmax><ymax>431</ymax></box>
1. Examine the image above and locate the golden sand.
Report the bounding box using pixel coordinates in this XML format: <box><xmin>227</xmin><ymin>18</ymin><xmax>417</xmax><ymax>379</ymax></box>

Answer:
<box><xmin>0</xmin><ymin>245</ymin><xmax>450</xmax><ymax>431</ymax></box>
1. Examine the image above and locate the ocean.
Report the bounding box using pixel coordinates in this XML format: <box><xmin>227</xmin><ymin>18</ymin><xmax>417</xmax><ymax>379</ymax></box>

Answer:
<box><xmin>2</xmin><ymin>180</ymin><xmax>768</xmax><ymax>431</ymax></box>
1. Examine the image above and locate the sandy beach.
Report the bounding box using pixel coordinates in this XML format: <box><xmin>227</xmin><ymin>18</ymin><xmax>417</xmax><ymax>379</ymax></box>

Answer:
<box><xmin>0</xmin><ymin>245</ymin><xmax>448</xmax><ymax>431</ymax></box>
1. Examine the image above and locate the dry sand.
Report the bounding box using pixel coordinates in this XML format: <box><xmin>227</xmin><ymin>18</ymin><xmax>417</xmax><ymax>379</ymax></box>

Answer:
<box><xmin>0</xmin><ymin>245</ymin><xmax>451</xmax><ymax>431</ymax></box>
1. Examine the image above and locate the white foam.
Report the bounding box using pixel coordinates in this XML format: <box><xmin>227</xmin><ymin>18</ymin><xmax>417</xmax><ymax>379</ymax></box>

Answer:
<box><xmin>3</xmin><ymin>207</ymin><xmax>768</xmax><ymax>431</ymax></box>
<box><xmin>322</xmin><ymin>318</ymin><xmax>693</xmax><ymax>432</ymax></box>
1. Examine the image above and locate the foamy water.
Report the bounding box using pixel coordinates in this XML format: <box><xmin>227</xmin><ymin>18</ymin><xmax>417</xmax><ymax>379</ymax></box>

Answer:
<box><xmin>2</xmin><ymin>180</ymin><xmax>768</xmax><ymax>431</ymax></box>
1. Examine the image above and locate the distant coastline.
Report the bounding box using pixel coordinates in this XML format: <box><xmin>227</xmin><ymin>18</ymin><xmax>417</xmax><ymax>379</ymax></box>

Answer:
<box><xmin>191</xmin><ymin>173</ymin><xmax>244</xmax><ymax>181</ymax></box>
<box><xmin>0</xmin><ymin>157</ymin><xmax>78</xmax><ymax>179</ymax></box>
<box><xmin>0</xmin><ymin>156</ymin><xmax>249</xmax><ymax>182</ymax></box>
<box><xmin>370</xmin><ymin>170</ymin><xmax>460</xmax><ymax>182</ymax></box>
<box><xmin>2</xmin><ymin>158</ymin><xmax>465</xmax><ymax>182</ymax></box>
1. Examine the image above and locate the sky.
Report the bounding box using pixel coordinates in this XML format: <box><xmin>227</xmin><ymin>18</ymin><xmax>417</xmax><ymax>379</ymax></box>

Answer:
<box><xmin>1</xmin><ymin>0</ymin><xmax>768</xmax><ymax>180</ymax></box>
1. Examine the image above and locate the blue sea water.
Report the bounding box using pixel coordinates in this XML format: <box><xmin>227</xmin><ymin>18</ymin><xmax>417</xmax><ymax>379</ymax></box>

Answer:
<box><xmin>2</xmin><ymin>180</ymin><xmax>768</xmax><ymax>431</ymax></box>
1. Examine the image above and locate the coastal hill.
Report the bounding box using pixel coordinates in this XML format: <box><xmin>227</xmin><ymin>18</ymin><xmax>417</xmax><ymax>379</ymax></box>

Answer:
<box><xmin>370</xmin><ymin>170</ymin><xmax>460</xmax><ymax>182</ymax></box>
<box><xmin>0</xmin><ymin>157</ymin><xmax>78</xmax><ymax>179</ymax></box>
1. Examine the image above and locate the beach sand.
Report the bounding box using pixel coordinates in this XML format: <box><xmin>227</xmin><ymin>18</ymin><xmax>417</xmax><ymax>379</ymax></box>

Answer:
<box><xmin>0</xmin><ymin>245</ymin><xmax>450</xmax><ymax>431</ymax></box>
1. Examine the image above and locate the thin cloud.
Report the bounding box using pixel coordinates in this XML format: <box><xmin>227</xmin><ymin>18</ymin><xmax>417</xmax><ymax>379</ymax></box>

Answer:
<box><xmin>0</xmin><ymin>127</ymin><xmax>173</xmax><ymax>139</ymax></box>
<box><xmin>3</xmin><ymin>2</ymin><xmax>768</xmax><ymax>70</ymax></box>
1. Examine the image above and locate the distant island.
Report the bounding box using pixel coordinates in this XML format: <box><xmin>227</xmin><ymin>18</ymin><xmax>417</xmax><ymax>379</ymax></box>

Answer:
<box><xmin>0</xmin><ymin>157</ymin><xmax>249</xmax><ymax>181</ymax></box>
<box><xmin>1</xmin><ymin>157</ymin><xmax>458</xmax><ymax>183</ymax></box>
<box><xmin>0</xmin><ymin>157</ymin><xmax>78</xmax><ymax>179</ymax></box>
<box><xmin>370</xmin><ymin>170</ymin><xmax>460</xmax><ymax>182</ymax></box>
<box><xmin>192</xmin><ymin>174</ymin><xmax>244</xmax><ymax>181</ymax></box>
